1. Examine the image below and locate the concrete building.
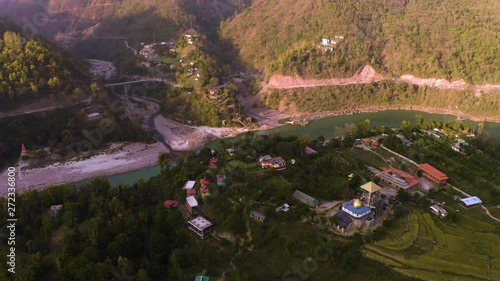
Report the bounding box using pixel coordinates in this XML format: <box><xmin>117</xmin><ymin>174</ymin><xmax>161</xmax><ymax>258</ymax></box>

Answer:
<box><xmin>334</xmin><ymin>199</ymin><xmax>375</xmax><ymax>233</ymax></box>
<box><xmin>377</xmin><ymin>167</ymin><xmax>420</xmax><ymax>190</ymax></box>
<box><xmin>418</xmin><ymin>163</ymin><xmax>448</xmax><ymax>186</ymax></box>
<box><xmin>259</xmin><ymin>155</ymin><xmax>286</xmax><ymax>170</ymax></box>
<box><xmin>188</xmin><ymin>216</ymin><xmax>213</xmax><ymax>239</ymax></box>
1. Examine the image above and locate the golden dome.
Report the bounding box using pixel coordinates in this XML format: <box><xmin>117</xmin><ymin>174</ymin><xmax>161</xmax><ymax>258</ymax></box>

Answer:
<box><xmin>352</xmin><ymin>199</ymin><xmax>363</xmax><ymax>208</ymax></box>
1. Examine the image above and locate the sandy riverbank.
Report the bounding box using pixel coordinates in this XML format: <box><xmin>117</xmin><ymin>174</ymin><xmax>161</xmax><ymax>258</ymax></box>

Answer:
<box><xmin>0</xmin><ymin>142</ymin><xmax>167</xmax><ymax>196</ymax></box>
<box><xmin>154</xmin><ymin>115</ymin><xmax>250</xmax><ymax>151</ymax></box>
<box><xmin>0</xmin><ymin>117</ymin><xmax>251</xmax><ymax>194</ymax></box>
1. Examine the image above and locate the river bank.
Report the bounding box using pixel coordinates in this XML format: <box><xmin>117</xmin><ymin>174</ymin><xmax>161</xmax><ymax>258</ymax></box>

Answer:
<box><xmin>0</xmin><ymin>117</ymin><xmax>251</xmax><ymax>194</ymax></box>
<box><xmin>289</xmin><ymin>105</ymin><xmax>500</xmax><ymax>125</ymax></box>
<box><xmin>2</xmin><ymin>106</ymin><xmax>499</xmax><ymax>195</ymax></box>
<box><xmin>0</xmin><ymin>142</ymin><xmax>166</xmax><ymax>196</ymax></box>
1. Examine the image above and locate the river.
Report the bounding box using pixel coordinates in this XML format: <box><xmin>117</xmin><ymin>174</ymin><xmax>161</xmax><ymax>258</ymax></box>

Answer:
<box><xmin>100</xmin><ymin>110</ymin><xmax>500</xmax><ymax>187</ymax></box>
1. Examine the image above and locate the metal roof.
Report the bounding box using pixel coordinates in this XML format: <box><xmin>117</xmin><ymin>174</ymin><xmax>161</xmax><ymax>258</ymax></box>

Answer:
<box><xmin>334</xmin><ymin>211</ymin><xmax>353</xmax><ymax>228</ymax></box>
<box><xmin>460</xmin><ymin>196</ymin><xmax>482</xmax><ymax>206</ymax></box>
<box><xmin>360</xmin><ymin>181</ymin><xmax>381</xmax><ymax>193</ymax></box>
<box><xmin>186</xmin><ymin>196</ymin><xmax>198</xmax><ymax>207</ymax></box>
<box><xmin>293</xmin><ymin>190</ymin><xmax>320</xmax><ymax>207</ymax></box>
<box><xmin>418</xmin><ymin>163</ymin><xmax>448</xmax><ymax>181</ymax></box>
<box><xmin>184</xmin><ymin>180</ymin><xmax>196</xmax><ymax>189</ymax></box>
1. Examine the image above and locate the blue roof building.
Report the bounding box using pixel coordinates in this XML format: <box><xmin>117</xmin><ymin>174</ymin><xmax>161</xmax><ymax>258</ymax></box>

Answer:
<box><xmin>460</xmin><ymin>196</ymin><xmax>482</xmax><ymax>208</ymax></box>
<box><xmin>342</xmin><ymin>199</ymin><xmax>371</xmax><ymax>219</ymax></box>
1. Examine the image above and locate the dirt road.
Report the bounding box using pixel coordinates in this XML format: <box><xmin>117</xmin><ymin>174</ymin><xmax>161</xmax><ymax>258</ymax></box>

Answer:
<box><xmin>264</xmin><ymin>65</ymin><xmax>500</xmax><ymax>94</ymax></box>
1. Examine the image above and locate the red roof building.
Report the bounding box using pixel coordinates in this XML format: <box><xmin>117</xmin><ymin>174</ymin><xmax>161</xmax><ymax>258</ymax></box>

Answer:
<box><xmin>21</xmin><ymin>143</ymin><xmax>27</xmax><ymax>155</ymax></box>
<box><xmin>187</xmin><ymin>189</ymin><xmax>197</xmax><ymax>195</ymax></box>
<box><xmin>378</xmin><ymin>167</ymin><xmax>420</xmax><ymax>190</ymax></box>
<box><xmin>418</xmin><ymin>163</ymin><xmax>448</xmax><ymax>186</ymax></box>
<box><xmin>200</xmin><ymin>187</ymin><xmax>210</xmax><ymax>193</ymax></box>
<box><xmin>304</xmin><ymin>146</ymin><xmax>318</xmax><ymax>155</ymax></box>
<box><xmin>200</xmin><ymin>178</ymin><xmax>210</xmax><ymax>186</ymax></box>
<box><xmin>164</xmin><ymin>200</ymin><xmax>179</xmax><ymax>209</ymax></box>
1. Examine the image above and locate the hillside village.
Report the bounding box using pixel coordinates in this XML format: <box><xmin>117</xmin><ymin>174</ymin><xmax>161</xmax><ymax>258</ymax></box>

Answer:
<box><xmin>152</xmin><ymin>119</ymin><xmax>498</xmax><ymax>280</ymax></box>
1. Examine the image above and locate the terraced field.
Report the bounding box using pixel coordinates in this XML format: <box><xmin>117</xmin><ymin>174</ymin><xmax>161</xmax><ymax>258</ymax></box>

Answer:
<box><xmin>363</xmin><ymin>206</ymin><xmax>500</xmax><ymax>281</ymax></box>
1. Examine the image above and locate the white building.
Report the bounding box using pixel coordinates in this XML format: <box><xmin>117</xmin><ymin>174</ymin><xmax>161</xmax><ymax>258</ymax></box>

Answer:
<box><xmin>188</xmin><ymin>216</ymin><xmax>213</xmax><ymax>239</ymax></box>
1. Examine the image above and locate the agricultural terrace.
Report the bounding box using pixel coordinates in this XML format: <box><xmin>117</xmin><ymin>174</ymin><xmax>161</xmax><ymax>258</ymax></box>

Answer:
<box><xmin>364</xmin><ymin>199</ymin><xmax>500</xmax><ymax>281</ymax></box>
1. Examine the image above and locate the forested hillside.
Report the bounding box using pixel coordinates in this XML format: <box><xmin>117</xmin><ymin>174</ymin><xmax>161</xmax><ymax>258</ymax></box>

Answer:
<box><xmin>264</xmin><ymin>81</ymin><xmax>500</xmax><ymax>119</ymax></box>
<box><xmin>221</xmin><ymin>0</ymin><xmax>500</xmax><ymax>84</ymax></box>
<box><xmin>0</xmin><ymin>29</ymin><xmax>90</xmax><ymax>106</ymax></box>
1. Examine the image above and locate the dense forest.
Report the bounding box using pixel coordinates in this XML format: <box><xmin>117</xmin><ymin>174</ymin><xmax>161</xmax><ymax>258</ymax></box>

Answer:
<box><xmin>264</xmin><ymin>81</ymin><xmax>500</xmax><ymax>118</ymax></box>
<box><xmin>0</xmin><ymin>28</ymin><xmax>90</xmax><ymax>106</ymax></box>
<box><xmin>222</xmin><ymin>0</ymin><xmax>500</xmax><ymax>83</ymax></box>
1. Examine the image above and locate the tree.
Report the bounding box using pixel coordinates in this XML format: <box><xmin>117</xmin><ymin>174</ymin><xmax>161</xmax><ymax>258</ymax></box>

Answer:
<box><xmin>396</xmin><ymin>189</ymin><xmax>410</xmax><ymax>202</ymax></box>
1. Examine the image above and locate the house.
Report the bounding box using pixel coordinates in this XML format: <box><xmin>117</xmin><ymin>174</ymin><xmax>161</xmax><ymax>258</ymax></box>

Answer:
<box><xmin>195</xmin><ymin>276</ymin><xmax>210</xmax><ymax>281</ymax></box>
<box><xmin>187</xmin><ymin>189</ymin><xmax>197</xmax><ymax>195</ymax></box>
<box><xmin>371</xmin><ymin>140</ymin><xmax>379</xmax><ymax>147</ymax></box>
<box><xmin>376</xmin><ymin>167</ymin><xmax>420</xmax><ymax>190</ymax></box>
<box><xmin>21</xmin><ymin>143</ymin><xmax>27</xmax><ymax>156</ymax></box>
<box><xmin>293</xmin><ymin>190</ymin><xmax>320</xmax><ymax>207</ymax></box>
<box><xmin>50</xmin><ymin>205</ymin><xmax>62</xmax><ymax>217</ymax></box>
<box><xmin>259</xmin><ymin>155</ymin><xmax>286</xmax><ymax>170</ymax></box>
<box><xmin>226</xmin><ymin>148</ymin><xmax>235</xmax><ymax>156</ymax></box>
<box><xmin>250</xmin><ymin>211</ymin><xmax>266</xmax><ymax>221</ymax></box>
<box><xmin>460</xmin><ymin>196</ymin><xmax>482</xmax><ymax>208</ymax></box>
<box><xmin>304</xmin><ymin>146</ymin><xmax>318</xmax><ymax>155</ymax></box>
<box><xmin>200</xmin><ymin>178</ymin><xmax>210</xmax><ymax>187</ymax></box>
<box><xmin>418</xmin><ymin>163</ymin><xmax>448</xmax><ymax>186</ymax></box>
<box><xmin>188</xmin><ymin>216</ymin><xmax>213</xmax><ymax>239</ymax></box>
<box><xmin>210</xmin><ymin>158</ymin><xmax>218</xmax><ymax>169</ymax></box>
<box><xmin>164</xmin><ymin>200</ymin><xmax>178</xmax><ymax>209</ymax></box>
<box><xmin>216</xmin><ymin>175</ymin><xmax>226</xmax><ymax>187</ymax></box>
<box><xmin>185</xmin><ymin>34</ymin><xmax>196</xmax><ymax>44</ymax></box>
<box><xmin>276</xmin><ymin>203</ymin><xmax>290</xmax><ymax>212</ymax></box>
<box><xmin>183</xmin><ymin>180</ymin><xmax>196</xmax><ymax>190</ymax></box>
<box><xmin>200</xmin><ymin>187</ymin><xmax>210</xmax><ymax>198</ymax></box>
<box><xmin>430</xmin><ymin>205</ymin><xmax>448</xmax><ymax>217</ymax></box>
<box><xmin>185</xmin><ymin>196</ymin><xmax>198</xmax><ymax>214</ymax></box>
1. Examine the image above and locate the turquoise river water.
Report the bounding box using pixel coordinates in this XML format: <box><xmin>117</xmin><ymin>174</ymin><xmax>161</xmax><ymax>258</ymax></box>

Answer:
<box><xmin>99</xmin><ymin>110</ymin><xmax>500</xmax><ymax>187</ymax></box>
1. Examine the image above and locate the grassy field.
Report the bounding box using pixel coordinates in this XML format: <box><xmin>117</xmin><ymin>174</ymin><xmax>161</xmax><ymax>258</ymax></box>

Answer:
<box><xmin>363</xmin><ymin>202</ymin><xmax>500</xmax><ymax>281</ymax></box>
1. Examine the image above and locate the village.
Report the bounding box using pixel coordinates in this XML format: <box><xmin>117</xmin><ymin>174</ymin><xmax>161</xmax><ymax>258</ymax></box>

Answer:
<box><xmin>10</xmin><ymin>119</ymin><xmax>500</xmax><ymax>281</ymax></box>
<box><xmin>151</xmin><ymin>123</ymin><xmax>494</xmax><ymax>280</ymax></box>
